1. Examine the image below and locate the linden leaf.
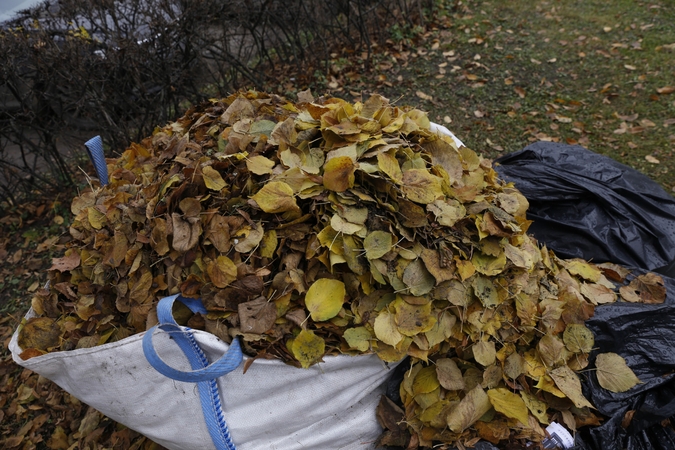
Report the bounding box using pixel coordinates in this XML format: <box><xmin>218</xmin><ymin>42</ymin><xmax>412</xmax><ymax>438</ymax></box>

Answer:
<box><xmin>251</xmin><ymin>181</ymin><xmax>300</xmax><ymax>215</ymax></box>
<box><xmin>291</xmin><ymin>329</ymin><xmax>325</xmax><ymax>368</ymax></box>
<box><xmin>402</xmin><ymin>259</ymin><xmax>436</xmax><ymax>296</ymax></box>
<box><xmin>472</xmin><ymin>275</ymin><xmax>500</xmax><ymax>307</ymax></box>
<box><xmin>446</xmin><ymin>386</ymin><xmax>492</xmax><ymax>433</ymax></box>
<box><xmin>206</xmin><ymin>255</ymin><xmax>238</xmax><ymax>288</ymax></box>
<box><xmin>393</xmin><ymin>296</ymin><xmax>436</xmax><ymax>336</ymax></box>
<box><xmin>18</xmin><ymin>317</ymin><xmax>61</xmax><ymax>354</ymax></box>
<box><xmin>304</xmin><ymin>278</ymin><xmax>345</xmax><ymax>321</ymax></box>
<box><xmin>364</xmin><ymin>231</ymin><xmax>393</xmax><ymax>260</ymax></box>
<box><xmin>505</xmin><ymin>352</ymin><xmax>525</xmax><ymax>380</ymax></box>
<box><xmin>413</xmin><ymin>366</ymin><xmax>441</xmax><ymax>395</ymax></box>
<box><xmin>259</xmin><ymin>230</ymin><xmax>277</xmax><ymax>258</ymax></box>
<box><xmin>596</xmin><ymin>352</ymin><xmax>642</xmax><ymax>393</ymax></box>
<box><xmin>487</xmin><ymin>388</ymin><xmax>530</xmax><ymax>426</ymax></box>
<box><xmin>401</xmin><ymin>169</ymin><xmax>443</xmax><ymax>204</ymax></box>
<box><xmin>520</xmin><ymin>391</ymin><xmax>549</xmax><ymax>425</ymax></box>
<box><xmin>246</xmin><ymin>155</ymin><xmax>275</xmax><ymax>175</ymax></box>
<box><xmin>374</xmin><ymin>309</ymin><xmax>404</xmax><ymax>346</ymax></box>
<box><xmin>343</xmin><ymin>327</ymin><xmax>372</xmax><ymax>352</ymax></box>
<box><xmin>563</xmin><ymin>323</ymin><xmax>594</xmax><ymax>354</ymax></box>
<box><xmin>549</xmin><ymin>365</ymin><xmax>594</xmax><ymax>409</ymax></box>
<box><xmin>377</xmin><ymin>151</ymin><xmax>403</xmax><ymax>183</ymax></box>
<box><xmin>436</xmin><ymin>358</ymin><xmax>465</xmax><ymax>391</ymax></box>
<box><xmin>472</xmin><ymin>251</ymin><xmax>507</xmax><ymax>277</ymax></box>
<box><xmin>473</xmin><ymin>340</ymin><xmax>496</xmax><ymax>367</ymax></box>
<box><xmin>202</xmin><ymin>165</ymin><xmax>227</xmax><ymax>191</ymax></box>
<box><xmin>619</xmin><ymin>273</ymin><xmax>666</xmax><ymax>304</ymax></box>
<box><xmin>565</xmin><ymin>259</ymin><xmax>601</xmax><ymax>282</ymax></box>
<box><xmin>427</xmin><ymin>199</ymin><xmax>466</xmax><ymax>227</ymax></box>
<box><xmin>323</xmin><ymin>156</ymin><xmax>356</xmax><ymax>192</ymax></box>
<box><xmin>87</xmin><ymin>206</ymin><xmax>106</xmax><ymax>229</ymax></box>
<box><xmin>238</xmin><ymin>297</ymin><xmax>277</xmax><ymax>334</ymax></box>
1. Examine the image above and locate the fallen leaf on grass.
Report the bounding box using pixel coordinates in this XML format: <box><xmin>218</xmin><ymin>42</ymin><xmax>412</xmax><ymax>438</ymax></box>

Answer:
<box><xmin>645</xmin><ymin>155</ymin><xmax>660</xmax><ymax>164</ymax></box>
<box><xmin>657</xmin><ymin>86</ymin><xmax>675</xmax><ymax>95</ymax></box>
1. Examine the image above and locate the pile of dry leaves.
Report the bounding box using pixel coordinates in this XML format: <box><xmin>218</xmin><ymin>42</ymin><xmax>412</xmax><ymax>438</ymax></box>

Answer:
<box><xmin>16</xmin><ymin>90</ymin><xmax>664</xmax><ymax>448</ymax></box>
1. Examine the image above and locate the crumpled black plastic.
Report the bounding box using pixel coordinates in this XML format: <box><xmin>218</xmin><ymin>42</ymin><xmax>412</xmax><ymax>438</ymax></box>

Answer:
<box><xmin>494</xmin><ymin>142</ymin><xmax>675</xmax><ymax>276</ymax></box>
<box><xmin>495</xmin><ymin>143</ymin><xmax>675</xmax><ymax>450</ymax></box>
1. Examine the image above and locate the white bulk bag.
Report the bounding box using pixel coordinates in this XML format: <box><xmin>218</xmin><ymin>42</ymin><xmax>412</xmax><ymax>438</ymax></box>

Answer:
<box><xmin>10</xmin><ymin>295</ymin><xmax>402</xmax><ymax>450</ymax></box>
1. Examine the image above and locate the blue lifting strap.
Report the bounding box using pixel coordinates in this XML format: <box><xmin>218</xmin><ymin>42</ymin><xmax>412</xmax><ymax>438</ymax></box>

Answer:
<box><xmin>143</xmin><ymin>294</ymin><xmax>243</xmax><ymax>450</ymax></box>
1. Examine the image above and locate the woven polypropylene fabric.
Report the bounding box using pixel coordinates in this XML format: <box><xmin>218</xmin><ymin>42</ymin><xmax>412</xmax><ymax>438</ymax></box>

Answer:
<box><xmin>10</xmin><ymin>309</ymin><xmax>399</xmax><ymax>450</ymax></box>
<box><xmin>84</xmin><ymin>136</ymin><xmax>109</xmax><ymax>185</ymax></box>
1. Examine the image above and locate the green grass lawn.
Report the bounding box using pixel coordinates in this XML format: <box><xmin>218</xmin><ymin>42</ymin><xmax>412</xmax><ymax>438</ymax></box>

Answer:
<box><xmin>302</xmin><ymin>0</ymin><xmax>675</xmax><ymax>191</ymax></box>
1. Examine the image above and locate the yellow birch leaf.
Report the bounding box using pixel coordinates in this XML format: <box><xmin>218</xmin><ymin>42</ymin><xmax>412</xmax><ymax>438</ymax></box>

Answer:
<box><xmin>563</xmin><ymin>323</ymin><xmax>594</xmax><ymax>354</ymax></box>
<box><xmin>207</xmin><ymin>255</ymin><xmax>238</xmax><ymax>288</ymax></box>
<box><xmin>323</xmin><ymin>156</ymin><xmax>355</xmax><ymax>192</ymax></box>
<box><xmin>343</xmin><ymin>327</ymin><xmax>372</xmax><ymax>352</ymax></box>
<box><xmin>251</xmin><ymin>181</ymin><xmax>299</xmax><ymax>215</ymax></box>
<box><xmin>549</xmin><ymin>365</ymin><xmax>594</xmax><ymax>408</ymax></box>
<box><xmin>401</xmin><ymin>169</ymin><xmax>443</xmax><ymax>204</ymax></box>
<box><xmin>246</xmin><ymin>155</ymin><xmax>275</xmax><ymax>175</ymax></box>
<box><xmin>364</xmin><ymin>231</ymin><xmax>393</xmax><ymax>260</ymax></box>
<box><xmin>291</xmin><ymin>329</ymin><xmax>325</xmax><ymax>368</ymax></box>
<box><xmin>472</xmin><ymin>251</ymin><xmax>507</xmax><ymax>276</ymax></box>
<box><xmin>473</xmin><ymin>340</ymin><xmax>496</xmax><ymax>366</ymax></box>
<box><xmin>393</xmin><ymin>296</ymin><xmax>436</xmax><ymax>336</ymax></box>
<box><xmin>87</xmin><ymin>207</ymin><xmax>106</xmax><ymax>229</ymax></box>
<box><xmin>427</xmin><ymin>199</ymin><xmax>466</xmax><ymax>227</ymax></box>
<box><xmin>596</xmin><ymin>352</ymin><xmax>642</xmax><ymax>393</ymax></box>
<box><xmin>446</xmin><ymin>386</ymin><xmax>492</xmax><ymax>433</ymax></box>
<box><xmin>487</xmin><ymin>388</ymin><xmax>530</xmax><ymax>426</ymax></box>
<box><xmin>377</xmin><ymin>151</ymin><xmax>403</xmax><ymax>183</ymax></box>
<box><xmin>260</xmin><ymin>230</ymin><xmax>278</xmax><ymax>258</ymax></box>
<box><xmin>304</xmin><ymin>278</ymin><xmax>345</xmax><ymax>321</ymax></box>
<box><xmin>202</xmin><ymin>165</ymin><xmax>227</xmax><ymax>191</ymax></box>
<box><xmin>520</xmin><ymin>391</ymin><xmax>549</xmax><ymax>425</ymax></box>
<box><xmin>374</xmin><ymin>309</ymin><xmax>403</xmax><ymax>346</ymax></box>
<box><xmin>565</xmin><ymin>259</ymin><xmax>601</xmax><ymax>282</ymax></box>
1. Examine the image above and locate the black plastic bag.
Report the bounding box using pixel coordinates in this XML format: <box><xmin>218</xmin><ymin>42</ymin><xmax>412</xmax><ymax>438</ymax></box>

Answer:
<box><xmin>495</xmin><ymin>143</ymin><xmax>675</xmax><ymax>449</ymax></box>
<box><xmin>494</xmin><ymin>142</ymin><xmax>675</xmax><ymax>275</ymax></box>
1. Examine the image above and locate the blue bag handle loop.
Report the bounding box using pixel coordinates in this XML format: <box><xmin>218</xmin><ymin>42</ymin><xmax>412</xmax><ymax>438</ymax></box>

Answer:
<box><xmin>142</xmin><ymin>295</ymin><xmax>243</xmax><ymax>382</ymax></box>
<box><xmin>84</xmin><ymin>136</ymin><xmax>109</xmax><ymax>186</ymax></box>
<box><xmin>143</xmin><ymin>294</ymin><xmax>241</xmax><ymax>450</ymax></box>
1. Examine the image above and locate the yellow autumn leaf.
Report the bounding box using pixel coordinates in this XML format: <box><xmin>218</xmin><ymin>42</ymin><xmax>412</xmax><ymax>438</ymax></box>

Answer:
<box><xmin>401</xmin><ymin>169</ymin><xmax>443</xmax><ymax>204</ymax></box>
<box><xmin>363</xmin><ymin>231</ymin><xmax>393</xmax><ymax>260</ymax></box>
<box><xmin>393</xmin><ymin>296</ymin><xmax>436</xmax><ymax>336</ymax></box>
<box><xmin>549</xmin><ymin>365</ymin><xmax>594</xmax><ymax>408</ymax></box>
<box><xmin>564</xmin><ymin>259</ymin><xmax>601</xmax><ymax>282</ymax></box>
<box><xmin>595</xmin><ymin>352</ymin><xmax>642</xmax><ymax>393</ymax></box>
<box><xmin>246</xmin><ymin>155</ymin><xmax>275</xmax><ymax>175</ymax></box>
<box><xmin>206</xmin><ymin>255</ymin><xmax>238</xmax><ymax>288</ymax></box>
<box><xmin>323</xmin><ymin>156</ymin><xmax>355</xmax><ymax>192</ymax></box>
<box><xmin>446</xmin><ymin>386</ymin><xmax>492</xmax><ymax>433</ymax></box>
<box><xmin>343</xmin><ymin>327</ymin><xmax>372</xmax><ymax>352</ymax></box>
<box><xmin>377</xmin><ymin>151</ymin><xmax>403</xmax><ymax>183</ymax></box>
<box><xmin>202</xmin><ymin>165</ymin><xmax>227</xmax><ymax>191</ymax></box>
<box><xmin>412</xmin><ymin>366</ymin><xmax>440</xmax><ymax>395</ymax></box>
<box><xmin>290</xmin><ymin>329</ymin><xmax>325</xmax><ymax>368</ymax></box>
<box><xmin>259</xmin><ymin>230</ymin><xmax>278</xmax><ymax>258</ymax></box>
<box><xmin>87</xmin><ymin>206</ymin><xmax>106</xmax><ymax>229</ymax></box>
<box><xmin>250</xmin><ymin>181</ymin><xmax>300</xmax><ymax>215</ymax></box>
<box><xmin>427</xmin><ymin>199</ymin><xmax>466</xmax><ymax>227</ymax></box>
<box><xmin>520</xmin><ymin>391</ymin><xmax>549</xmax><ymax>425</ymax></box>
<box><xmin>487</xmin><ymin>388</ymin><xmax>530</xmax><ymax>426</ymax></box>
<box><xmin>473</xmin><ymin>340</ymin><xmax>497</xmax><ymax>366</ymax></box>
<box><xmin>304</xmin><ymin>278</ymin><xmax>345</xmax><ymax>321</ymax></box>
<box><xmin>563</xmin><ymin>323</ymin><xmax>594</xmax><ymax>354</ymax></box>
<box><xmin>374</xmin><ymin>309</ymin><xmax>403</xmax><ymax>346</ymax></box>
